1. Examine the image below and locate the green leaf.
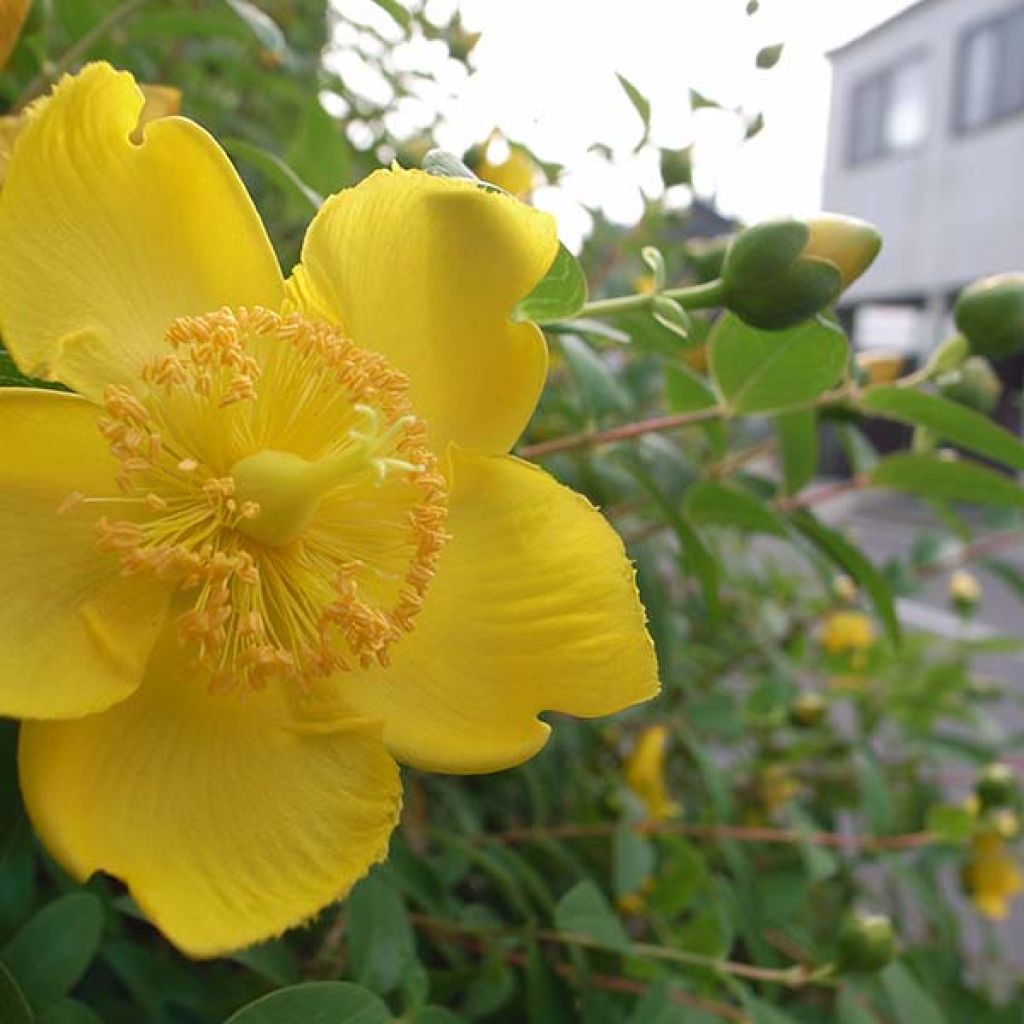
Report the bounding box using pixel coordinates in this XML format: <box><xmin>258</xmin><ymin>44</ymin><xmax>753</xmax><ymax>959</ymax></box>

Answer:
<box><xmin>926</xmin><ymin>804</ymin><xmax>975</xmax><ymax>844</ymax></box>
<box><xmin>710</xmin><ymin>314</ymin><xmax>847</xmax><ymax>414</ymax></box>
<box><xmin>1</xmin><ymin>893</ymin><xmax>103</xmax><ymax>1012</ymax></box>
<box><xmin>613</xmin><ymin>827</ymin><xmax>656</xmax><ymax>897</ymax></box>
<box><xmin>880</xmin><ymin>963</ymin><xmax>946</xmax><ymax>1024</ymax></box>
<box><xmin>756</xmin><ymin>43</ymin><xmax>784</xmax><ymax>69</ymax></box>
<box><xmin>554</xmin><ymin>881</ymin><xmax>630</xmax><ymax>952</ymax></box>
<box><xmin>870</xmin><ymin>454</ymin><xmax>1024</xmax><ymax>508</ymax></box>
<box><xmin>38</xmin><ymin>999</ymin><xmax>103</xmax><ymax>1024</ymax></box>
<box><xmin>776</xmin><ymin>409</ymin><xmax>818</xmax><ymax>494</ymax></box>
<box><xmin>224</xmin><ymin>982</ymin><xmax>392</xmax><ymax>1023</ymax></box>
<box><xmin>791</xmin><ymin>510</ymin><xmax>901</xmax><ymax>645</ymax></box>
<box><xmin>369</xmin><ymin>0</ymin><xmax>411</xmax><ymax>31</ymax></box>
<box><xmin>230</xmin><ymin>940</ymin><xmax>300</xmax><ymax>985</ymax></box>
<box><xmin>836</xmin><ymin>988</ymin><xmax>885</xmax><ymax>1023</ymax></box>
<box><xmin>860</xmin><ymin>386</ymin><xmax>1024</xmax><ymax>469</ymax></box>
<box><xmin>650</xmin><ymin>838</ymin><xmax>708</xmax><ymax>916</ymax></box>
<box><xmin>516</xmin><ymin>244</ymin><xmax>588</xmax><ymax>323</ymax></box>
<box><xmin>286</xmin><ymin>98</ymin><xmax>354</xmax><ymax>199</ymax></box>
<box><xmin>616</xmin><ymin>73</ymin><xmax>651</xmax><ymax>150</ymax></box>
<box><xmin>685</xmin><ymin>481</ymin><xmax>787</xmax><ymax>535</ymax></box>
<box><xmin>559</xmin><ymin>335</ymin><xmax>632</xmax><ymax>420</ymax></box>
<box><xmin>222</xmin><ymin>0</ymin><xmax>288</xmax><ymax>59</ymax></box>
<box><xmin>346</xmin><ymin>874</ymin><xmax>416</xmax><ymax>996</ymax></box>
<box><xmin>0</xmin><ymin>961</ymin><xmax>31</xmax><ymax>1024</ymax></box>
<box><xmin>664</xmin><ymin>363</ymin><xmax>717</xmax><ymax>413</ymax></box>
<box><xmin>224</xmin><ymin>138</ymin><xmax>323</xmax><ymax>212</ymax></box>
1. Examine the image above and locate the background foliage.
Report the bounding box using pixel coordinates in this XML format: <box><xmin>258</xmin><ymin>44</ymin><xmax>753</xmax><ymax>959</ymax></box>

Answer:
<box><xmin>1</xmin><ymin>1</ymin><xmax>1023</xmax><ymax>1021</ymax></box>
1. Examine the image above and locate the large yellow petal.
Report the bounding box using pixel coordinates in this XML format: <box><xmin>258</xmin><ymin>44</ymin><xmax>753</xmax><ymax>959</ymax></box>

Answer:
<box><xmin>291</xmin><ymin>167</ymin><xmax>559</xmax><ymax>455</ymax></box>
<box><xmin>19</xmin><ymin>631</ymin><xmax>402</xmax><ymax>958</ymax></box>
<box><xmin>328</xmin><ymin>450</ymin><xmax>659</xmax><ymax>773</ymax></box>
<box><xmin>0</xmin><ymin>389</ymin><xmax>171</xmax><ymax>718</ymax></box>
<box><xmin>0</xmin><ymin>63</ymin><xmax>282</xmax><ymax>398</ymax></box>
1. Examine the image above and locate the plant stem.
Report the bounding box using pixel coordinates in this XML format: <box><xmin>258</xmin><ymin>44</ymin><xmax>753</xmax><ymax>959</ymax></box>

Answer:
<box><xmin>578</xmin><ymin>278</ymin><xmax>727</xmax><ymax>319</ymax></box>
<box><xmin>519</xmin><ymin>385</ymin><xmax>854</xmax><ymax>459</ymax></box>
<box><xmin>413</xmin><ymin>922</ymin><xmax>751</xmax><ymax>1021</ymax></box>
<box><xmin>410</xmin><ymin>912</ymin><xmax>833</xmax><ymax>989</ymax></box>
<box><xmin>471</xmin><ymin>820</ymin><xmax>935</xmax><ymax>852</ymax></box>
<box><xmin>14</xmin><ymin>0</ymin><xmax>147</xmax><ymax>110</ymax></box>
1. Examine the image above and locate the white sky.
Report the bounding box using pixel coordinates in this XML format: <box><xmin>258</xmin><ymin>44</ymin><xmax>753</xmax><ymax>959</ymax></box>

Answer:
<box><xmin>333</xmin><ymin>0</ymin><xmax>920</xmax><ymax>245</ymax></box>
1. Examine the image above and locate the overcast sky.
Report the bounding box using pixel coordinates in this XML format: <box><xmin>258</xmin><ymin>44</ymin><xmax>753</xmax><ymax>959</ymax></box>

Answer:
<box><xmin>333</xmin><ymin>0</ymin><xmax>921</xmax><ymax>243</ymax></box>
<box><xmin>335</xmin><ymin>0</ymin><xmax>920</xmax><ymax>244</ymax></box>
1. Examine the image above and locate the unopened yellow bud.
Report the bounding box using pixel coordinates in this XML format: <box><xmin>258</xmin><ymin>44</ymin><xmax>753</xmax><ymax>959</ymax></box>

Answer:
<box><xmin>856</xmin><ymin>349</ymin><xmax>904</xmax><ymax>385</ymax></box>
<box><xmin>803</xmin><ymin>215</ymin><xmax>882</xmax><ymax>290</ymax></box>
<box><xmin>963</xmin><ymin>831</ymin><xmax>1023</xmax><ymax>920</ymax></box>
<box><xmin>948</xmin><ymin>569</ymin><xmax>981</xmax><ymax>611</ymax></box>
<box><xmin>721</xmin><ymin>215</ymin><xmax>880</xmax><ymax>330</ymax></box>
<box><xmin>789</xmin><ymin>692</ymin><xmax>827</xmax><ymax>728</ymax></box>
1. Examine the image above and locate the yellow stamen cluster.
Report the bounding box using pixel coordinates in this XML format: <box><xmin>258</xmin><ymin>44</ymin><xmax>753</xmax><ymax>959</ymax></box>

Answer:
<box><xmin>74</xmin><ymin>306</ymin><xmax>449</xmax><ymax>693</ymax></box>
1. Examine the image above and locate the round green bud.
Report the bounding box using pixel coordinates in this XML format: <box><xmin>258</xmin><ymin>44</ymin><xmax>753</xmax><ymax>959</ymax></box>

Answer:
<box><xmin>954</xmin><ymin>273</ymin><xmax>1024</xmax><ymax>359</ymax></box>
<box><xmin>937</xmin><ymin>356</ymin><xmax>1001</xmax><ymax>414</ymax></box>
<box><xmin>976</xmin><ymin>762</ymin><xmax>1018</xmax><ymax>811</ymax></box>
<box><xmin>789</xmin><ymin>693</ymin><xmax>827</xmax><ymax>728</ymax></box>
<box><xmin>721</xmin><ymin>215</ymin><xmax>880</xmax><ymax>330</ymax></box>
<box><xmin>837</xmin><ymin>912</ymin><xmax>896</xmax><ymax>973</ymax></box>
<box><xmin>659</xmin><ymin>147</ymin><xmax>693</xmax><ymax>189</ymax></box>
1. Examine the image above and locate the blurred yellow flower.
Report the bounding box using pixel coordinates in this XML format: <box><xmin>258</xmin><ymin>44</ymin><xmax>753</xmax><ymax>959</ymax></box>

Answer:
<box><xmin>821</xmin><ymin>610</ymin><xmax>875</xmax><ymax>665</ymax></box>
<box><xmin>476</xmin><ymin>143</ymin><xmax>538</xmax><ymax>198</ymax></box>
<box><xmin>856</xmin><ymin>349</ymin><xmax>904</xmax><ymax>385</ymax></box>
<box><xmin>0</xmin><ymin>64</ymin><xmax>658</xmax><ymax>957</ymax></box>
<box><xmin>757</xmin><ymin>764</ymin><xmax>800</xmax><ymax>815</ymax></box>
<box><xmin>963</xmin><ymin>831</ymin><xmax>1023</xmax><ymax>920</ymax></box>
<box><xmin>0</xmin><ymin>0</ymin><xmax>30</xmax><ymax>69</ymax></box>
<box><xmin>683</xmin><ymin>344</ymin><xmax>708</xmax><ymax>374</ymax></box>
<box><xmin>625</xmin><ymin>724</ymin><xmax>680</xmax><ymax>820</ymax></box>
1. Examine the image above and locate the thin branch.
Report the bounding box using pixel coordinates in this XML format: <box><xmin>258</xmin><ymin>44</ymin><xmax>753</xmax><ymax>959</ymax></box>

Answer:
<box><xmin>411</xmin><ymin>912</ymin><xmax>831</xmax><ymax>992</ymax></box>
<box><xmin>14</xmin><ymin>0</ymin><xmax>147</xmax><ymax>110</ymax></box>
<box><xmin>471</xmin><ymin>820</ymin><xmax>936</xmax><ymax>853</ymax></box>
<box><xmin>413</xmin><ymin>921</ymin><xmax>751</xmax><ymax>1022</ymax></box>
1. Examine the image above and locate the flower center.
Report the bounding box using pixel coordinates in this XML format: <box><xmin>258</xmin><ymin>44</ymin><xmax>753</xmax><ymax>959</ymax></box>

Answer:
<box><xmin>69</xmin><ymin>307</ymin><xmax>449</xmax><ymax>693</ymax></box>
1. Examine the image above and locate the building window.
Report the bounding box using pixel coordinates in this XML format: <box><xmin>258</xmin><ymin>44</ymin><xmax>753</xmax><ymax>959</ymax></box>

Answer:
<box><xmin>956</xmin><ymin>5</ymin><xmax>1024</xmax><ymax>132</ymax></box>
<box><xmin>849</xmin><ymin>56</ymin><xmax>929</xmax><ymax>165</ymax></box>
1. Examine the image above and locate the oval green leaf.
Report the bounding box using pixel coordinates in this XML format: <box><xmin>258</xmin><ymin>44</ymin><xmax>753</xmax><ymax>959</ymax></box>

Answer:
<box><xmin>870</xmin><ymin>454</ymin><xmax>1024</xmax><ymax>508</ymax></box>
<box><xmin>710</xmin><ymin>314</ymin><xmax>847</xmax><ymax>414</ymax></box>
<box><xmin>225</xmin><ymin>982</ymin><xmax>392</xmax><ymax>1024</ymax></box>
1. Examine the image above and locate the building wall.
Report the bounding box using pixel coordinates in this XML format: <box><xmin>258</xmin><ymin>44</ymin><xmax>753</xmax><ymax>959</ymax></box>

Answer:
<box><xmin>824</xmin><ymin>0</ymin><xmax>1024</xmax><ymax>306</ymax></box>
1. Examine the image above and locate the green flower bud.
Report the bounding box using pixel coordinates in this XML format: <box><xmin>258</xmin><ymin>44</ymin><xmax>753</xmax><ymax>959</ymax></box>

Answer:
<box><xmin>937</xmin><ymin>356</ymin><xmax>1001</xmax><ymax>414</ymax></box>
<box><xmin>976</xmin><ymin>762</ymin><xmax>1018</xmax><ymax>811</ymax></box>
<box><xmin>925</xmin><ymin>333</ymin><xmax>969</xmax><ymax>377</ymax></box>
<box><xmin>721</xmin><ymin>216</ymin><xmax>880</xmax><ymax>330</ymax></box>
<box><xmin>659</xmin><ymin>147</ymin><xmax>693</xmax><ymax>188</ymax></box>
<box><xmin>837</xmin><ymin>912</ymin><xmax>896</xmax><ymax>973</ymax></box>
<box><xmin>955</xmin><ymin>273</ymin><xmax>1024</xmax><ymax>359</ymax></box>
<box><xmin>789</xmin><ymin>693</ymin><xmax>827</xmax><ymax>728</ymax></box>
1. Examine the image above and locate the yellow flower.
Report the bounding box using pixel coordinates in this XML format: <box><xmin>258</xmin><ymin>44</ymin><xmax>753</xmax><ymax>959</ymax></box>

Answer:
<box><xmin>0</xmin><ymin>65</ymin><xmax>658</xmax><ymax>957</ymax></box>
<box><xmin>821</xmin><ymin>610</ymin><xmax>875</xmax><ymax>660</ymax></box>
<box><xmin>963</xmin><ymin>831</ymin><xmax>1023</xmax><ymax>920</ymax></box>
<box><xmin>0</xmin><ymin>0</ymin><xmax>30</xmax><ymax>69</ymax></box>
<box><xmin>476</xmin><ymin>143</ymin><xmax>538</xmax><ymax>198</ymax></box>
<box><xmin>856</xmin><ymin>349</ymin><xmax>904</xmax><ymax>386</ymax></box>
<box><xmin>0</xmin><ymin>81</ymin><xmax>182</xmax><ymax>186</ymax></box>
<box><xmin>625</xmin><ymin>725</ymin><xmax>680</xmax><ymax>820</ymax></box>
<box><xmin>948</xmin><ymin>569</ymin><xmax>981</xmax><ymax>608</ymax></box>
<box><xmin>756</xmin><ymin>764</ymin><xmax>800</xmax><ymax>815</ymax></box>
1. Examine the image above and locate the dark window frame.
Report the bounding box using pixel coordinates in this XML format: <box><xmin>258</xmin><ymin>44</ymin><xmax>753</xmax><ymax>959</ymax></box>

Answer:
<box><xmin>953</xmin><ymin>3</ymin><xmax>1024</xmax><ymax>135</ymax></box>
<box><xmin>846</xmin><ymin>49</ymin><xmax>930</xmax><ymax>167</ymax></box>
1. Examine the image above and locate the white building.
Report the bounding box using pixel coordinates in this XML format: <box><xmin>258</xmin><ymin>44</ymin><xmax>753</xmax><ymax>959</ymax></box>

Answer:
<box><xmin>824</xmin><ymin>0</ymin><xmax>1024</xmax><ymax>356</ymax></box>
